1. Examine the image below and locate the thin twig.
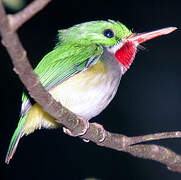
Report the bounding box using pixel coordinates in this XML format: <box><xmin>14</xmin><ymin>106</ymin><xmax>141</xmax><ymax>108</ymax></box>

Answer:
<box><xmin>8</xmin><ymin>0</ymin><xmax>52</xmax><ymax>31</ymax></box>
<box><xmin>0</xmin><ymin>0</ymin><xmax>181</xmax><ymax>172</ymax></box>
<box><xmin>128</xmin><ymin>131</ymin><xmax>181</xmax><ymax>145</ymax></box>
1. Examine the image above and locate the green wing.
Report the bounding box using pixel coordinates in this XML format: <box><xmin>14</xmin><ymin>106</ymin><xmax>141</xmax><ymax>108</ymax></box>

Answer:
<box><xmin>35</xmin><ymin>44</ymin><xmax>103</xmax><ymax>90</ymax></box>
<box><xmin>21</xmin><ymin>44</ymin><xmax>103</xmax><ymax>113</ymax></box>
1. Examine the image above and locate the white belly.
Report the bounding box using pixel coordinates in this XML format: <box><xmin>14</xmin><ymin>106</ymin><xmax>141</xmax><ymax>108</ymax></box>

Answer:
<box><xmin>49</xmin><ymin>50</ymin><xmax>122</xmax><ymax>120</ymax></box>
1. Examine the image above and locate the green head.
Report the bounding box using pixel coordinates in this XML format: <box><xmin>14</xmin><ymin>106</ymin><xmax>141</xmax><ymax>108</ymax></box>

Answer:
<box><xmin>58</xmin><ymin>20</ymin><xmax>132</xmax><ymax>47</ymax></box>
<box><xmin>57</xmin><ymin>20</ymin><xmax>176</xmax><ymax>73</ymax></box>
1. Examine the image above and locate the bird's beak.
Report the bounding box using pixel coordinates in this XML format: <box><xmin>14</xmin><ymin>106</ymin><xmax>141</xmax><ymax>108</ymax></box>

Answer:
<box><xmin>127</xmin><ymin>27</ymin><xmax>177</xmax><ymax>45</ymax></box>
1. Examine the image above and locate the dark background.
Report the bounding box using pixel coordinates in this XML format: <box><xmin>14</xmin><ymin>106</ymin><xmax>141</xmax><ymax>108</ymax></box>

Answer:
<box><xmin>1</xmin><ymin>0</ymin><xmax>181</xmax><ymax>179</ymax></box>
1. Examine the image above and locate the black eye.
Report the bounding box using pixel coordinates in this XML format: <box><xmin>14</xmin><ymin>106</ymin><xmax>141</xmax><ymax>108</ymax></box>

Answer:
<box><xmin>103</xmin><ymin>29</ymin><xmax>115</xmax><ymax>38</ymax></box>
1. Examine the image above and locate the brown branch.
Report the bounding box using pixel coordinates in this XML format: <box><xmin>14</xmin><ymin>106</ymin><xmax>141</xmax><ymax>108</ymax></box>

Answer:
<box><xmin>124</xmin><ymin>145</ymin><xmax>181</xmax><ymax>173</ymax></box>
<box><xmin>1</xmin><ymin>0</ymin><xmax>181</xmax><ymax>173</ymax></box>
<box><xmin>8</xmin><ymin>0</ymin><xmax>52</xmax><ymax>31</ymax></box>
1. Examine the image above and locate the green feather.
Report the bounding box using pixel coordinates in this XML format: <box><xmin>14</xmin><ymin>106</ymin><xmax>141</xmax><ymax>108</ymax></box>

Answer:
<box><xmin>35</xmin><ymin>44</ymin><xmax>103</xmax><ymax>90</ymax></box>
<box><xmin>5</xmin><ymin>113</ymin><xmax>28</xmax><ymax>164</ymax></box>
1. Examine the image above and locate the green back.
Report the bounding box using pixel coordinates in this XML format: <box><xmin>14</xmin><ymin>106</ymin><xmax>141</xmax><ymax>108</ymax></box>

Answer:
<box><xmin>35</xmin><ymin>44</ymin><xmax>103</xmax><ymax>90</ymax></box>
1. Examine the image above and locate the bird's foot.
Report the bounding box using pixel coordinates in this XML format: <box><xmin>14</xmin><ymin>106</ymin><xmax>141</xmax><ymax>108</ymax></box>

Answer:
<box><xmin>92</xmin><ymin>122</ymin><xmax>106</xmax><ymax>142</ymax></box>
<box><xmin>63</xmin><ymin>116</ymin><xmax>89</xmax><ymax>137</ymax></box>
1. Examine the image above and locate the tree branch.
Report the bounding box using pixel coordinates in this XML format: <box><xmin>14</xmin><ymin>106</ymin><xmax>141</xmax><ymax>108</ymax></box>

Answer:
<box><xmin>8</xmin><ymin>0</ymin><xmax>52</xmax><ymax>31</ymax></box>
<box><xmin>1</xmin><ymin>0</ymin><xmax>181</xmax><ymax>173</ymax></box>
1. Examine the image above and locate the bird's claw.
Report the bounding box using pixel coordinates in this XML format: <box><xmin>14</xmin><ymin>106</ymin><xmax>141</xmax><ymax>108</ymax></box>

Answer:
<box><xmin>92</xmin><ymin>122</ymin><xmax>106</xmax><ymax>142</ymax></box>
<box><xmin>63</xmin><ymin>116</ymin><xmax>89</xmax><ymax>137</ymax></box>
<box><xmin>63</xmin><ymin>119</ymin><xmax>106</xmax><ymax>143</ymax></box>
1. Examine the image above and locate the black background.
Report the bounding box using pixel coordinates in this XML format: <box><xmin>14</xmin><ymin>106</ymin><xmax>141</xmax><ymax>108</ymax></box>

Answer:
<box><xmin>1</xmin><ymin>0</ymin><xmax>181</xmax><ymax>179</ymax></box>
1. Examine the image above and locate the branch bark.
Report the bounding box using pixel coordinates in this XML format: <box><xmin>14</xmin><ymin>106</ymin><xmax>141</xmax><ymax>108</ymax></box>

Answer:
<box><xmin>1</xmin><ymin>0</ymin><xmax>181</xmax><ymax>173</ymax></box>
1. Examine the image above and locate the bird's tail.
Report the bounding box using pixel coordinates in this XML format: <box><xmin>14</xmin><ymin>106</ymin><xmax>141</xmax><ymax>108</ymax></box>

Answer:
<box><xmin>5</xmin><ymin>103</ymin><xmax>60</xmax><ymax>164</ymax></box>
<box><xmin>5</xmin><ymin>114</ymin><xmax>28</xmax><ymax>164</ymax></box>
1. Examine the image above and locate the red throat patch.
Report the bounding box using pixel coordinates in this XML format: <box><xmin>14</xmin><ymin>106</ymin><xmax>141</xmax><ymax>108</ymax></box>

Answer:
<box><xmin>114</xmin><ymin>41</ymin><xmax>137</xmax><ymax>74</ymax></box>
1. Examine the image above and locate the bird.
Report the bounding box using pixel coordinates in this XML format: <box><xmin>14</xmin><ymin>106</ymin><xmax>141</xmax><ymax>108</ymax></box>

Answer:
<box><xmin>5</xmin><ymin>20</ymin><xmax>177</xmax><ymax>164</ymax></box>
